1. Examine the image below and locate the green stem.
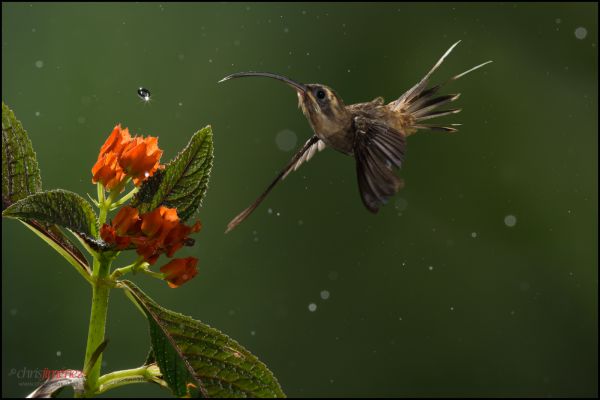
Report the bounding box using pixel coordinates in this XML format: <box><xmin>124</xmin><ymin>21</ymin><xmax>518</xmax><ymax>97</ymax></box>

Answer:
<box><xmin>82</xmin><ymin>253</ymin><xmax>113</xmax><ymax>396</ymax></box>
<box><xmin>110</xmin><ymin>256</ymin><xmax>146</xmax><ymax>280</ymax></box>
<box><xmin>96</xmin><ymin>364</ymin><xmax>163</xmax><ymax>394</ymax></box>
<box><xmin>97</xmin><ymin>179</ymin><xmax>130</xmax><ymax>227</ymax></box>
<box><xmin>109</xmin><ymin>186</ymin><xmax>139</xmax><ymax>210</ymax></box>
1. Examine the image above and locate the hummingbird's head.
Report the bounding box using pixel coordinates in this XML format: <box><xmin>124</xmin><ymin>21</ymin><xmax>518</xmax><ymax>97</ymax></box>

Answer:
<box><xmin>219</xmin><ymin>72</ymin><xmax>350</xmax><ymax>135</ymax></box>
<box><xmin>298</xmin><ymin>83</ymin><xmax>349</xmax><ymax>135</ymax></box>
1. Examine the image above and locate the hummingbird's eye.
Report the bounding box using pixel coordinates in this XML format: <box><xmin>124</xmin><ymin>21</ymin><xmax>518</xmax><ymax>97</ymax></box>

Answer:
<box><xmin>316</xmin><ymin>89</ymin><xmax>326</xmax><ymax>100</ymax></box>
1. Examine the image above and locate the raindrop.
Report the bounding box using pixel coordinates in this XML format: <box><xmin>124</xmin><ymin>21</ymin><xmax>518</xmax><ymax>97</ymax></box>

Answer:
<box><xmin>137</xmin><ymin>87</ymin><xmax>151</xmax><ymax>102</ymax></box>
<box><xmin>555</xmin><ymin>18</ymin><xmax>561</xmax><ymax>24</ymax></box>
<box><xmin>268</xmin><ymin>208</ymin><xmax>273</xmax><ymax>214</ymax></box>
<box><xmin>35</xmin><ymin>111</ymin><xmax>40</xmax><ymax>117</ymax></box>
<box><xmin>504</xmin><ymin>214</ymin><xmax>517</xmax><ymax>227</ymax></box>
<box><xmin>35</xmin><ymin>60</ymin><xmax>44</xmax><ymax>68</ymax></box>
<box><xmin>575</xmin><ymin>26</ymin><xmax>587</xmax><ymax>39</ymax></box>
<box><xmin>428</xmin><ymin>265</ymin><xmax>434</xmax><ymax>271</ymax></box>
<box><xmin>275</xmin><ymin>129</ymin><xmax>297</xmax><ymax>151</ymax></box>
<box><xmin>250</xmin><ymin>330</ymin><xmax>256</xmax><ymax>336</ymax></box>
<box><xmin>308</xmin><ymin>303</ymin><xmax>317</xmax><ymax>312</ymax></box>
<box><xmin>394</xmin><ymin>198</ymin><xmax>408</xmax><ymax>211</ymax></box>
<box><xmin>298</xmin><ymin>220</ymin><xmax>304</xmax><ymax>226</ymax></box>
<box><xmin>320</xmin><ymin>290</ymin><xmax>330</xmax><ymax>300</ymax></box>
<box><xmin>56</xmin><ymin>351</ymin><xmax>62</xmax><ymax>357</ymax></box>
<box><xmin>471</xmin><ymin>232</ymin><xmax>478</xmax><ymax>238</ymax></box>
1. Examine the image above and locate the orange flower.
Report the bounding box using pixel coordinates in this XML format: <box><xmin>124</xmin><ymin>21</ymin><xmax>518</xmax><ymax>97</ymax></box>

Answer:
<box><xmin>112</xmin><ymin>206</ymin><xmax>141</xmax><ymax>236</ymax></box>
<box><xmin>92</xmin><ymin>124</ymin><xmax>163</xmax><ymax>190</ymax></box>
<box><xmin>92</xmin><ymin>125</ymin><xmax>131</xmax><ymax>191</ymax></box>
<box><xmin>133</xmin><ymin>206</ymin><xmax>201</xmax><ymax>264</ymax></box>
<box><xmin>120</xmin><ymin>136</ymin><xmax>163</xmax><ymax>186</ymax></box>
<box><xmin>100</xmin><ymin>205</ymin><xmax>201</xmax><ymax>265</ymax></box>
<box><xmin>160</xmin><ymin>257</ymin><xmax>198</xmax><ymax>288</ymax></box>
<box><xmin>100</xmin><ymin>224</ymin><xmax>132</xmax><ymax>250</ymax></box>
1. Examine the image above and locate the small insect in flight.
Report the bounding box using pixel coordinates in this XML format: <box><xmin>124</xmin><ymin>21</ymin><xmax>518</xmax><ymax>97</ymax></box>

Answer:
<box><xmin>137</xmin><ymin>87</ymin><xmax>151</xmax><ymax>103</ymax></box>
<box><xmin>219</xmin><ymin>41</ymin><xmax>491</xmax><ymax>233</ymax></box>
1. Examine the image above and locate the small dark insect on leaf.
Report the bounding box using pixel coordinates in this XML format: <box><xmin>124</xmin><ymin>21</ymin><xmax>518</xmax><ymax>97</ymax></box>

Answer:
<box><xmin>137</xmin><ymin>87</ymin><xmax>151</xmax><ymax>102</ymax></box>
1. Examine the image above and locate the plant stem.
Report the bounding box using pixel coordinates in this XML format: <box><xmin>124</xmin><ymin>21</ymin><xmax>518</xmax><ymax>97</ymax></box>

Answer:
<box><xmin>109</xmin><ymin>186</ymin><xmax>139</xmax><ymax>210</ymax></box>
<box><xmin>96</xmin><ymin>364</ymin><xmax>164</xmax><ymax>394</ymax></box>
<box><xmin>81</xmin><ymin>253</ymin><xmax>113</xmax><ymax>396</ymax></box>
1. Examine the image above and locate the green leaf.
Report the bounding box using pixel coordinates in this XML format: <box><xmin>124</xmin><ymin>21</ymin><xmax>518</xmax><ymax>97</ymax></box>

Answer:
<box><xmin>132</xmin><ymin>126</ymin><xmax>213</xmax><ymax>221</ymax></box>
<box><xmin>2</xmin><ymin>101</ymin><xmax>42</xmax><ymax>209</ymax></box>
<box><xmin>121</xmin><ymin>281</ymin><xmax>286</xmax><ymax>398</ymax></box>
<box><xmin>3</xmin><ymin>189</ymin><xmax>98</xmax><ymax>237</ymax></box>
<box><xmin>21</xmin><ymin>220</ymin><xmax>92</xmax><ymax>280</ymax></box>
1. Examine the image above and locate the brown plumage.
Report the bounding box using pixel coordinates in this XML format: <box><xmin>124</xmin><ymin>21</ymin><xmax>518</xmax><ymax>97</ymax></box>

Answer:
<box><xmin>220</xmin><ymin>41</ymin><xmax>491</xmax><ymax>233</ymax></box>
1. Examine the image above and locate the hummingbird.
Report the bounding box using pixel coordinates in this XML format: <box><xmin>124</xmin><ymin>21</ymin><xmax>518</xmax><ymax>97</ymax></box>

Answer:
<box><xmin>220</xmin><ymin>41</ymin><xmax>491</xmax><ymax>233</ymax></box>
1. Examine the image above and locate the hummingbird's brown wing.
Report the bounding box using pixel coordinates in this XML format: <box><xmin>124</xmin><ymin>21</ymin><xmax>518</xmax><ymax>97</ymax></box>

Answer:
<box><xmin>353</xmin><ymin>117</ymin><xmax>406</xmax><ymax>213</ymax></box>
<box><xmin>225</xmin><ymin>135</ymin><xmax>320</xmax><ymax>233</ymax></box>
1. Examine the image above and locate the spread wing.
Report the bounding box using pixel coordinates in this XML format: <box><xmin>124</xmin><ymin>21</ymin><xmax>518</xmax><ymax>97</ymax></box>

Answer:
<box><xmin>282</xmin><ymin>137</ymin><xmax>326</xmax><ymax>179</ymax></box>
<box><xmin>226</xmin><ymin>135</ymin><xmax>321</xmax><ymax>233</ymax></box>
<box><xmin>353</xmin><ymin>117</ymin><xmax>406</xmax><ymax>213</ymax></box>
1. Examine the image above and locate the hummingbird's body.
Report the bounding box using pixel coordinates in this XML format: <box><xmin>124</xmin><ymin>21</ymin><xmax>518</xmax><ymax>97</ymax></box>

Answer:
<box><xmin>220</xmin><ymin>41</ymin><xmax>491</xmax><ymax>232</ymax></box>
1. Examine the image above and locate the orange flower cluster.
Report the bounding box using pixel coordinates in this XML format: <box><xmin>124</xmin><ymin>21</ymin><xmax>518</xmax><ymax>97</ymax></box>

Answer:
<box><xmin>92</xmin><ymin>124</ymin><xmax>163</xmax><ymax>191</ymax></box>
<box><xmin>100</xmin><ymin>206</ymin><xmax>201</xmax><ymax>287</ymax></box>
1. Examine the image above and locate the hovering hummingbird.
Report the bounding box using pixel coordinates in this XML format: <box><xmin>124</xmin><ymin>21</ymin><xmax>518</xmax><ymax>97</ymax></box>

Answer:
<box><xmin>220</xmin><ymin>41</ymin><xmax>491</xmax><ymax>233</ymax></box>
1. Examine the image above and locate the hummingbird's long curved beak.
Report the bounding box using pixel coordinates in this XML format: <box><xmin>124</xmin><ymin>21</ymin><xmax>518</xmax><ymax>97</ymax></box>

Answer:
<box><xmin>218</xmin><ymin>72</ymin><xmax>307</xmax><ymax>93</ymax></box>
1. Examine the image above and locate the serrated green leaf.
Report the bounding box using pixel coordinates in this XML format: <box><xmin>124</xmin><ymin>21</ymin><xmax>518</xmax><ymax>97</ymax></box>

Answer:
<box><xmin>132</xmin><ymin>126</ymin><xmax>213</xmax><ymax>221</ymax></box>
<box><xmin>121</xmin><ymin>281</ymin><xmax>286</xmax><ymax>398</ymax></box>
<box><xmin>2</xmin><ymin>101</ymin><xmax>42</xmax><ymax>209</ymax></box>
<box><xmin>1</xmin><ymin>102</ymin><xmax>90</xmax><ymax>275</ymax></box>
<box><xmin>3</xmin><ymin>189</ymin><xmax>98</xmax><ymax>237</ymax></box>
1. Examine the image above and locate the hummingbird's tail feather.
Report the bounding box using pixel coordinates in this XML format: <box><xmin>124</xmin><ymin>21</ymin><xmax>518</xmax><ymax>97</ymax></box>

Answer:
<box><xmin>225</xmin><ymin>135</ymin><xmax>320</xmax><ymax>233</ymax></box>
<box><xmin>388</xmin><ymin>41</ymin><xmax>491</xmax><ymax>133</ymax></box>
<box><xmin>354</xmin><ymin>118</ymin><xmax>406</xmax><ymax>213</ymax></box>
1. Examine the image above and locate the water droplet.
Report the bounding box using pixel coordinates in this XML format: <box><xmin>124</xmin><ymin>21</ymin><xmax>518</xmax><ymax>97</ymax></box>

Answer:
<box><xmin>178</xmin><ymin>102</ymin><xmax>183</xmax><ymax>106</ymax></box>
<box><xmin>250</xmin><ymin>330</ymin><xmax>256</xmax><ymax>336</ymax></box>
<box><xmin>450</xmin><ymin>306</ymin><xmax>454</xmax><ymax>311</ymax></box>
<box><xmin>267</xmin><ymin>208</ymin><xmax>273</xmax><ymax>214</ymax></box>
<box><xmin>308</xmin><ymin>303</ymin><xmax>317</xmax><ymax>312</ymax></box>
<box><xmin>471</xmin><ymin>232</ymin><xmax>478</xmax><ymax>238</ymax></box>
<box><xmin>35</xmin><ymin>60</ymin><xmax>44</xmax><ymax>68</ymax></box>
<box><xmin>428</xmin><ymin>265</ymin><xmax>434</xmax><ymax>271</ymax></box>
<box><xmin>275</xmin><ymin>129</ymin><xmax>298</xmax><ymax>151</ymax></box>
<box><xmin>276</xmin><ymin>212</ymin><xmax>280</xmax><ymax>217</ymax></box>
<box><xmin>56</xmin><ymin>351</ymin><xmax>62</xmax><ymax>357</ymax></box>
<box><xmin>328</xmin><ymin>271</ymin><xmax>338</xmax><ymax>281</ymax></box>
<box><xmin>394</xmin><ymin>198</ymin><xmax>408</xmax><ymax>211</ymax></box>
<box><xmin>35</xmin><ymin>111</ymin><xmax>40</xmax><ymax>117</ymax></box>
<box><xmin>298</xmin><ymin>219</ymin><xmax>304</xmax><ymax>226</ymax></box>
<box><xmin>77</xmin><ymin>116</ymin><xmax>86</xmax><ymax>124</ymax></box>
<box><xmin>320</xmin><ymin>290</ymin><xmax>330</xmax><ymax>300</ymax></box>
<box><xmin>283</xmin><ymin>27</ymin><xmax>289</xmax><ymax>33</ymax></box>
<box><xmin>137</xmin><ymin>87</ymin><xmax>151</xmax><ymax>102</ymax></box>
<box><xmin>504</xmin><ymin>214</ymin><xmax>517</xmax><ymax>227</ymax></box>
<box><xmin>575</xmin><ymin>26</ymin><xmax>587</xmax><ymax>39</ymax></box>
<box><xmin>555</xmin><ymin>18</ymin><xmax>561</xmax><ymax>24</ymax></box>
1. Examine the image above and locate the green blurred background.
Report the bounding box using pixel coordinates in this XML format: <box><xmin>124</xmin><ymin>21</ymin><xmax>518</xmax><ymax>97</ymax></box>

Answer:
<box><xmin>2</xmin><ymin>2</ymin><xmax>597</xmax><ymax>397</ymax></box>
